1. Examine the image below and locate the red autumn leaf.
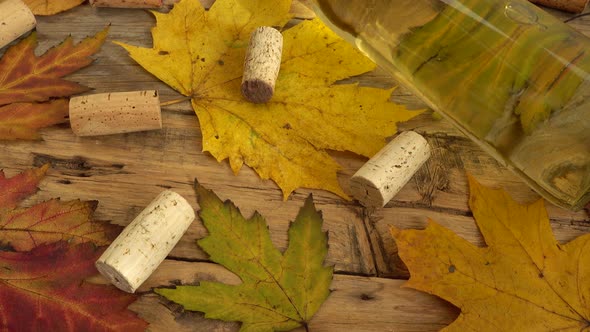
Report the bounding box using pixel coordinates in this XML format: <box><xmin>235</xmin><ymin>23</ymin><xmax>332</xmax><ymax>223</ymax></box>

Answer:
<box><xmin>0</xmin><ymin>165</ymin><xmax>120</xmax><ymax>252</ymax></box>
<box><xmin>0</xmin><ymin>242</ymin><xmax>148</xmax><ymax>331</ymax></box>
<box><xmin>0</xmin><ymin>28</ymin><xmax>108</xmax><ymax>139</ymax></box>
<box><xmin>0</xmin><ymin>166</ymin><xmax>147</xmax><ymax>330</ymax></box>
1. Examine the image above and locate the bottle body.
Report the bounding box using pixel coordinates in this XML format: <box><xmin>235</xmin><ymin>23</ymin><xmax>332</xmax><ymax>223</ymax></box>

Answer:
<box><xmin>314</xmin><ymin>0</ymin><xmax>590</xmax><ymax>210</ymax></box>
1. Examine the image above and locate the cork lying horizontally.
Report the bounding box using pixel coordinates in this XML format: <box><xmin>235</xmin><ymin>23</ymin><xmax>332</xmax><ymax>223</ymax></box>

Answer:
<box><xmin>0</xmin><ymin>0</ymin><xmax>36</xmax><ymax>50</ymax></box>
<box><xmin>350</xmin><ymin>131</ymin><xmax>431</xmax><ymax>208</ymax></box>
<box><xmin>89</xmin><ymin>0</ymin><xmax>163</xmax><ymax>8</ymax></box>
<box><xmin>241</xmin><ymin>26</ymin><xmax>284</xmax><ymax>104</ymax></box>
<box><xmin>530</xmin><ymin>0</ymin><xmax>589</xmax><ymax>13</ymax></box>
<box><xmin>69</xmin><ymin>90</ymin><xmax>162</xmax><ymax>136</ymax></box>
<box><xmin>96</xmin><ymin>190</ymin><xmax>195</xmax><ymax>293</ymax></box>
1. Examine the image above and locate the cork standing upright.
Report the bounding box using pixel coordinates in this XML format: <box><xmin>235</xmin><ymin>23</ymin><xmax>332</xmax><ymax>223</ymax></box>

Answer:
<box><xmin>241</xmin><ymin>27</ymin><xmax>284</xmax><ymax>103</ymax></box>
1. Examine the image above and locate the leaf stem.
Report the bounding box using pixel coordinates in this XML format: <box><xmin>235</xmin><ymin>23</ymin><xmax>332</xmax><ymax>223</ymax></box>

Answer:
<box><xmin>160</xmin><ymin>96</ymin><xmax>191</xmax><ymax>107</ymax></box>
<box><xmin>564</xmin><ymin>12</ymin><xmax>590</xmax><ymax>23</ymax></box>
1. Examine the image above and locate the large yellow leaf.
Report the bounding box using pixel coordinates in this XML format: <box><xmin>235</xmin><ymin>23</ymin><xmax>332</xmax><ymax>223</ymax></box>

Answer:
<box><xmin>116</xmin><ymin>0</ymin><xmax>420</xmax><ymax>199</ymax></box>
<box><xmin>391</xmin><ymin>176</ymin><xmax>590</xmax><ymax>331</ymax></box>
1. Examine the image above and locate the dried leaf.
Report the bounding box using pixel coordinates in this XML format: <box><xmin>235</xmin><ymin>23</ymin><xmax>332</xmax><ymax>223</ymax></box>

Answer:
<box><xmin>22</xmin><ymin>0</ymin><xmax>85</xmax><ymax>15</ymax></box>
<box><xmin>0</xmin><ymin>29</ymin><xmax>107</xmax><ymax>105</ymax></box>
<box><xmin>0</xmin><ymin>167</ymin><xmax>147</xmax><ymax>330</ymax></box>
<box><xmin>116</xmin><ymin>0</ymin><xmax>420</xmax><ymax>199</ymax></box>
<box><xmin>0</xmin><ymin>198</ymin><xmax>122</xmax><ymax>252</ymax></box>
<box><xmin>0</xmin><ymin>165</ymin><xmax>120</xmax><ymax>252</ymax></box>
<box><xmin>0</xmin><ymin>28</ymin><xmax>108</xmax><ymax>140</ymax></box>
<box><xmin>156</xmin><ymin>181</ymin><xmax>333</xmax><ymax>332</ymax></box>
<box><xmin>391</xmin><ymin>176</ymin><xmax>590</xmax><ymax>331</ymax></box>
<box><xmin>0</xmin><ymin>164</ymin><xmax>48</xmax><ymax>209</ymax></box>
<box><xmin>0</xmin><ymin>242</ymin><xmax>148</xmax><ymax>331</ymax></box>
<box><xmin>0</xmin><ymin>100</ymin><xmax>68</xmax><ymax>140</ymax></box>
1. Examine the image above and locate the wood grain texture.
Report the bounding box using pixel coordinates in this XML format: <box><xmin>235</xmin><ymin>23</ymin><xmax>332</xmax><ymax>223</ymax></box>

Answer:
<box><xmin>1</xmin><ymin>3</ymin><xmax>589</xmax><ymax>331</ymax></box>
<box><xmin>90</xmin><ymin>0</ymin><xmax>163</xmax><ymax>8</ymax></box>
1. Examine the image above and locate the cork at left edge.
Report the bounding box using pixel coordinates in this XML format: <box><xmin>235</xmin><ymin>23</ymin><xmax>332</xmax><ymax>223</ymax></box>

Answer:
<box><xmin>0</xmin><ymin>0</ymin><xmax>37</xmax><ymax>49</ymax></box>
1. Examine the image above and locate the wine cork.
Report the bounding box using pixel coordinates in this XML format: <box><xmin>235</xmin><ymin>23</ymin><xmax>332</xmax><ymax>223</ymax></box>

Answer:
<box><xmin>69</xmin><ymin>90</ymin><xmax>162</xmax><ymax>136</ymax></box>
<box><xmin>0</xmin><ymin>0</ymin><xmax>36</xmax><ymax>50</ymax></box>
<box><xmin>89</xmin><ymin>0</ymin><xmax>163</xmax><ymax>8</ymax></box>
<box><xmin>96</xmin><ymin>190</ymin><xmax>195</xmax><ymax>293</ymax></box>
<box><xmin>529</xmin><ymin>0</ymin><xmax>588</xmax><ymax>13</ymax></box>
<box><xmin>350</xmin><ymin>131</ymin><xmax>431</xmax><ymax>208</ymax></box>
<box><xmin>241</xmin><ymin>27</ymin><xmax>283</xmax><ymax>103</ymax></box>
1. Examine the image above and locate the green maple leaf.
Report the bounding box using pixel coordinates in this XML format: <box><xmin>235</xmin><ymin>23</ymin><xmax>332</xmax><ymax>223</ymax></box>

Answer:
<box><xmin>156</xmin><ymin>180</ymin><xmax>333</xmax><ymax>332</ymax></box>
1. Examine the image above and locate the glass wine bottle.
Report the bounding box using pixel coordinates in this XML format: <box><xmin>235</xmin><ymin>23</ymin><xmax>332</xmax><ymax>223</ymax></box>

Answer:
<box><xmin>312</xmin><ymin>0</ymin><xmax>590</xmax><ymax>210</ymax></box>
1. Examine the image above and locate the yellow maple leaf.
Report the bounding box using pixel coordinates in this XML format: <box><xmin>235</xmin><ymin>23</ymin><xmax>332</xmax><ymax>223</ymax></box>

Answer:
<box><xmin>116</xmin><ymin>0</ymin><xmax>420</xmax><ymax>199</ymax></box>
<box><xmin>391</xmin><ymin>176</ymin><xmax>590</xmax><ymax>331</ymax></box>
<box><xmin>23</xmin><ymin>0</ymin><xmax>85</xmax><ymax>15</ymax></box>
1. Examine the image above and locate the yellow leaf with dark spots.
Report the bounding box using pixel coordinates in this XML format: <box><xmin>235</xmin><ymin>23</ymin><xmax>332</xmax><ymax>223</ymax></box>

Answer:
<box><xmin>116</xmin><ymin>0</ymin><xmax>420</xmax><ymax>199</ymax></box>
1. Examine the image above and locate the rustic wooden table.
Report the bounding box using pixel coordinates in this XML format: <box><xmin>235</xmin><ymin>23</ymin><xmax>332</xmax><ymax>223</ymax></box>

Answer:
<box><xmin>2</xmin><ymin>3</ymin><xmax>589</xmax><ymax>331</ymax></box>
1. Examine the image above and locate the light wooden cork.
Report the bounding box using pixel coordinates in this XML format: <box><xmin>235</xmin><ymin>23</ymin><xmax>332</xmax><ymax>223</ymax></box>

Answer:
<box><xmin>0</xmin><ymin>0</ymin><xmax>36</xmax><ymax>50</ymax></box>
<box><xmin>350</xmin><ymin>131</ymin><xmax>431</xmax><ymax>208</ymax></box>
<box><xmin>241</xmin><ymin>26</ymin><xmax>283</xmax><ymax>104</ymax></box>
<box><xmin>89</xmin><ymin>0</ymin><xmax>163</xmax><ymax>8</ymax></box>
<box><xmin>96</xmin><ymin>190</ymin><xmax>195</xmax><ymax>293</ymax></box>
<box><xmin>69</xmin><ymin>90</ymin><xmax>162</xmax><ymax>137</ymax></box>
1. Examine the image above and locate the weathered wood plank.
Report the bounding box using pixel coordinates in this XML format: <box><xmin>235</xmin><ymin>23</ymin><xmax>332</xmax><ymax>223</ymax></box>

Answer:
<box><xmin>1</xmin><ymin>2</ymin><xmax>590</xmax><ymax>331</ymax></box>
<box><xmin>3</xmin><ymin>0</ymin><xmax>589</xmax><ymax>278</ymax></box>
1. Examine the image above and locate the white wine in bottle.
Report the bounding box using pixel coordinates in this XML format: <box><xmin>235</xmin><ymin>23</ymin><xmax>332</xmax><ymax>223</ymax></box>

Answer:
<box><xmin>312</xmin><ymin>0</ymin><xmax>590</xmax><ymax>210</ymax></box>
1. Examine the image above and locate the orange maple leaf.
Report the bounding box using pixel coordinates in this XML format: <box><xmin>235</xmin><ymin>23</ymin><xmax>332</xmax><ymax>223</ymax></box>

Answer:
<box><xmin>0</xmin><ymin>99</ymin><xmax>69</xmax><ymax>139</ymax></box>
<box><xmin>0</xmin><ymin>28</ymin><xmax>108</xmax><ymax>140</ymax></box>
<box><xmin>0</xmin><ymin>164</ymin><xmax>47</xmax><ymax>209</ymax></box>
<box><xmin>0</xmin><ymin>165</ymin><xmax>120</xmax><ymax>252</ymax></box>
